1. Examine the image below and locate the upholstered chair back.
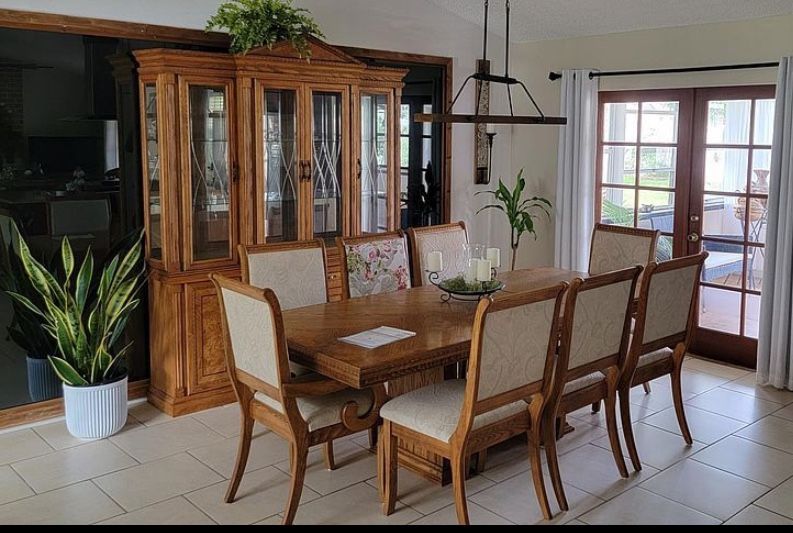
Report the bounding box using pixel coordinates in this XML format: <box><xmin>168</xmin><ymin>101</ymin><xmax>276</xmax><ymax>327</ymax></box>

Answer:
<box><xmin>339</xmin><ymin>231</ymin><xmax>412</xmax><ymax>299</ymax></box>
<box><xmin>566</xmin><ymin>268</ymin><xmax>641</xmax><ymax>371</ymax></box>
<box><xmin>213</xmin><ymin>276</ymin><xmax>286</xmax><ymax>405</ymax></box>
<box><xmin>589</xmin><ymin>224</ymin><xmax>660</xmax><ymax>276</ymax></box>
<box><xmin>241</xmin><ymin>242</ymin><xmax>328</xmax><ymax>311</ymax></box>
<box><xmin>474</xmin><ymin>291</ymin><xmax>563</xmax><ymax>402</ymax></box>
<box><xmin>640</xmin><ymin>254</ymin><xmax>707</xmax><ymax>346</ymax></box>
<box><xmin>408</xmin><ymin>222</ymin><xmax>468</xmax><ymax>286</ymax></box>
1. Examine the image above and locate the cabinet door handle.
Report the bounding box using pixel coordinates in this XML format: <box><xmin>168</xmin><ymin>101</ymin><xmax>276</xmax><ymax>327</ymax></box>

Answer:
<box><xmin>357</xmin><ymin>158</ymin><xmax>362</xmax><ymax>181</ymax></box>
<box><xmin>300</xmin><ymin>160</ymin><xmax>312</xmax><ymax>182</ymax></box>
<box><xmin>232</xmin><ymin>162</ymin><xmax>240</xmax><ymax>183</ymax></box>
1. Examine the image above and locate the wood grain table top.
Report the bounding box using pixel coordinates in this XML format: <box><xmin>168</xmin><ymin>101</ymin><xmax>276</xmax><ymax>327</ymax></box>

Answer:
<box><xmin>283</xmin><ymin>267</ymin><xmax>588</xmax><ymax>389</ymax></box>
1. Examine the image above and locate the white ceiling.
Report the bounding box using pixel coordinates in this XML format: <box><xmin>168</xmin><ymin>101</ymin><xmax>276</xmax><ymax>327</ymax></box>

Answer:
<box><xmin>427</xmin><ymin>0</ymin><xmax>793</xmax><ymax>42</ymax></box>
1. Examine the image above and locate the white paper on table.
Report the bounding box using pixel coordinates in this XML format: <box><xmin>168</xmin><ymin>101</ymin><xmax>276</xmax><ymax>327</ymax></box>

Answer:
<box><xmin>339</xmin><ymin>326</ymin><xmax>417</xmax><ymax>349</ymax></box>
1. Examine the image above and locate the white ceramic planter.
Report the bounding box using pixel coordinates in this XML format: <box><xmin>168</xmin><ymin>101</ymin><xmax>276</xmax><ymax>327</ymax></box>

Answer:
<box><xmin>63</xmin><ymin>376</ymin><xmax>128</xmax><ymax>440</ymax></box>
<box><xmin>26</xmin><ymin>356</ymin><xmax>62</xmax><ymax>403</ymax></box>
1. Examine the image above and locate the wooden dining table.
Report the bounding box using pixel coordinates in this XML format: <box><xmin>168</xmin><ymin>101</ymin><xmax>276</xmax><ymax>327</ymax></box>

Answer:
<box><xmin>282</xmin><ymin>267</ymin><xmax>589</xmax><ymax>485</ymax></box>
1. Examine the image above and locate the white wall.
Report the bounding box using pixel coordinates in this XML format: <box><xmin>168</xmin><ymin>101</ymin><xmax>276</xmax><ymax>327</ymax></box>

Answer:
<box><xmin>511</xmin><ymin>14</ymin><xmax>793</xmax><ymax>267</ymax></box>
<box><xmin>0</xmin><ymin>0</ymin><xmax>516</xmax><ymax>252</ymax></box>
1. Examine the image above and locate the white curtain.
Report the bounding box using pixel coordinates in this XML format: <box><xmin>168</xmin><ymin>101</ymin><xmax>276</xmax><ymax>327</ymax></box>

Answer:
<box><xmin>758</xmin><ymin>57</ymin><xmax>793</xmax><ymax>390</ymax></box>
<box><xmin>554</xmin><ymin>69</ymin><xmax>599</xmax><ymax>272</ymax></box>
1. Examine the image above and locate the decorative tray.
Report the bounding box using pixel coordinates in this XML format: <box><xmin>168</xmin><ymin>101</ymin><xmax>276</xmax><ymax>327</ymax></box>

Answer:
<box><xmin>429</xmin><ymin>273</ymin><xmax>505</xmax><ymax>302</ymax></box>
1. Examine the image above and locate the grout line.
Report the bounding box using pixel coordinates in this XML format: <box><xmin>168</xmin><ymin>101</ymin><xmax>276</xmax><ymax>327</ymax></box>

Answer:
<box><xmin>88</xmin><ymin>478</ymin><xmax>129</xmax><ymax>519</ymax></box>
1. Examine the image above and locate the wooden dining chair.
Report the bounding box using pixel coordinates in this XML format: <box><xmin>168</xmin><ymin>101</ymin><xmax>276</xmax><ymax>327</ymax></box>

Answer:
<box><xmin>407</xmin><ymin>222</ymin><xmax>468</xmax><ymax>287</ymax></box>
<box><xmin>240</xmin><ymin>239</ymin><xmax>346</xmax><ymax>469</ymax></box>
<box><xmin>378</xmin><ymin>284</ymin><xmax>569</xmax><ymax>524</ymax></box>
<box><xmin>337</xmin><ymin>230</ymin><xmax>412</xmax><ymax>299</ymax></box>
<box><xmin>542</xmin><ymin>266</ymin><xmax>642</xmax><ymax>512</ymax></box>
<box><xmin>211</xmin><ymin>275</ymin><xmax>386</xmax><ymax>526</ymax></box>
<box><xmin>589</xmin><ymin>223</ymin><xmax>660</xmax><ymax>399</ymax></box>
<box><xmin>617</xmin><ymin>253</ymin><xmax>708</xmax><ymax>472</ymax></box>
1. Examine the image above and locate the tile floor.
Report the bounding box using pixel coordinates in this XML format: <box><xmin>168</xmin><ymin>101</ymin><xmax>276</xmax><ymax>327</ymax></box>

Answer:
<box><xmin>1</xmin><ymin>356</ymin><xmax>793</xmax><ymax>525</ymax></box>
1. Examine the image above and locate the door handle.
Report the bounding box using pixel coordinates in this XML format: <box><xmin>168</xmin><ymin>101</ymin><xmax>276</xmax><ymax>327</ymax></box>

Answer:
<box><xmin>688</xmin><ymin>233</ymin><xmax>701</xmax><ymax>243</ymax></box>
<box><xmin>356</xmin><ymin>158</ymin><xmax>362</xmax><ymax>181</ymax></box>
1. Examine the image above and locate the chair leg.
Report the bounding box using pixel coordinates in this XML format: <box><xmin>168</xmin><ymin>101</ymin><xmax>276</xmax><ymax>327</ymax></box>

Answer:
<box><xmin>470</xmin><ymin>449</ymin><xmax>488</xmax><ymax>475</ymax></box>
<box><xmin>283</xmin><ymin>441</ymin><xmax>309</xmax><ymax>526</ymax></box>
<box><xmin>591</xmin><ymin>401</ymin><xmax>602</xmax><ymax>414</ymax></box>
<box><xmin>529</xmin><ymin>423</ymin><xmax>553</xmax><ymax>520</ymax></box>
<box><xmin>368</xmin><ymin>426</ymin><xmax>379</xmax><ymax>450</ymax></box>
<box><xmin>381</xmin><ymin>420</ymin><xmax>399</xmax><ymax>516</ymax></box>
<box><xmin>225</xmin><ymin>411</ymin><xmax>254</xmax><ymax>503</ymax></box>
<box><xmin>323</xmin><ymin>440</ymin><xmax>336</xmax><ymax>471</ymax></box>
<box><xmin>619</xmin><ymin>387</ymin><xmax>642</xmax><ymax>472</ymax></box>
<box><xmin>451</xmin><ymin>451</ymin><xmax>471</xmax><ymax>525</ymax></box>
<box><xmin>542</xmin><ymin>413</ymin><xmax>568</xmax><ymax>513</ymax></box>
<box><xmin>604</xmin><ymin>391</ymin><xmax>629</xmax><ymax>479</ymax></box>
<box><xmin>671</xmin><ymin>362</ymin><xmax>694</xmax><ymax>445</ymax></box>
<box><xmin>643</xmin><ymin>382</ymin><xmax>652</xmax><ymax>394</ymax></box>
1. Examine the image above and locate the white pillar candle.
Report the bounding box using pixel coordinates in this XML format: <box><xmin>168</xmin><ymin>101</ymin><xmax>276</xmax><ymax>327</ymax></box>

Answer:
<box><xmin>486</xmin><ymin>248</ymin><xmax>501</xmax><ymax>269</ymax></box>
<box><xmin>486</xmin><ymin>123</ymin><xmax>496</xmax><ymax>135</ymax></box>
<box><xmin>477</xmin><ymin>259</ymin><xmax>492</xmax><ymax>282</ymax></box>
<box><xmin>465</xmin><ymin>261</ymin><xmax>478</xmax><ymax>283</ymax></box>
<box><xmin>426</xmin><ymin>251</ymin><xmax>443</xmax><ymax>273</ymax></box>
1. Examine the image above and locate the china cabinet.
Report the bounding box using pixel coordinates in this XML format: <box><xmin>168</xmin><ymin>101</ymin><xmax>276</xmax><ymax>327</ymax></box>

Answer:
<box><xmin>135</xmin><ymin>39</ymin><xmax>406</xmax><ymax>415</ymax></box>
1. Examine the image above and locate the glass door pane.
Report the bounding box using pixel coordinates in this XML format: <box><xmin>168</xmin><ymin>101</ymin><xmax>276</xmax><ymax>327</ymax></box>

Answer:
<box><xmin>263</xmin><ymin>89</ymin><xmax>299</xmax><ymax>242</ymax></box>
<box><xmin>312</xmin><ymin>92</ymin><xmax>343</xmax><ymax>240</ymax></box>
<box><xmin>143</xmin><ymin>84</ymin><xmax>162</xmax><ymax>260</ymax></box>
<box><xmin>360</xmin><ymin>93</ymin><xmax>389</xmax><ymax>234</ymax></box>
<box><xmin>188</xmin><ymin>85</ymin><xmax>231</xmax><ymax>262</ymax></box>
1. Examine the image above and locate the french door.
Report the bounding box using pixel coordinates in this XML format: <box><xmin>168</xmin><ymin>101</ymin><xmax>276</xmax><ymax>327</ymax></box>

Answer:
<box><xmin>598</xmin><ymin>86</ymin><xmax>776</xmax><ymax>367</ymax></box>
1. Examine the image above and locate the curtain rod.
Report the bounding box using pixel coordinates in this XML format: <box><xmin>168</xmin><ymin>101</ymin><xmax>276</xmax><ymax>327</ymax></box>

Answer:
<box><xmin>548</xmin><ymin>61</ymin><xmax>780</xmax><ymax>81</ymax></box>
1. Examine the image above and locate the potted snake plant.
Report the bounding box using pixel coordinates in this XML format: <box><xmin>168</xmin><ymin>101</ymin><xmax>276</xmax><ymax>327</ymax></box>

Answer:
<box><xmin>0</xmin><ymin>223</ymin><xmax>62</xmax><ymax>402</ymax></box>
<box><xmin>7</xmin><ymin>230</ymin><xmax>145</xmax><ymax>439</ymax></box>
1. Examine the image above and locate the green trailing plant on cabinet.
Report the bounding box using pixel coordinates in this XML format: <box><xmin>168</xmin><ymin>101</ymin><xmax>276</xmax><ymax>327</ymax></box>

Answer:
<box><xmin>6</xmin><ymin>230</ymin><xmax>146</xmax><ymax>387</ymax></box>
<box><xmin>477</xmin><ymin>169</ymin><xmax>553</xmax><ymax>271</ymax></box>
<box><xmin>207</xmin><ymin>0</ymin><xmax>325</xmax><ymax>57</ymax></box>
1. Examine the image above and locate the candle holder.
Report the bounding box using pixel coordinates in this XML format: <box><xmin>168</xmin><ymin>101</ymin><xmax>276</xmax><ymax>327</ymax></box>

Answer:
<box><xmin>427</xmin><ymin>270</ymin><xmax>505</xmax><ymax>303</ymax></box>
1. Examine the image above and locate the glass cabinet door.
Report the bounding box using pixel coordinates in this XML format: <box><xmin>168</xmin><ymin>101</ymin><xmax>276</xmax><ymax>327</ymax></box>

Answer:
<box><xmin>143</xmin><ymin>84</ymin><xmax>162</xmax><ymax>260</ymax></box>
<box><xmin>187</xmin><ymin>84</ymin><xmax>232</xmax><ymax>263</ymax></box>
<box><xmin>360</xmin><ymin>93</ymin><xmax>390</xmax><ymax>234</ymax></box>
<box><xmin>263</xmin><ymin>89</ymin><xmax>299</xmax><ymax>242</ymax></box>
<box><xmin>312</xmin><ymin>91</ymin><xmax>345</xmax><ymax>241</ymax></box>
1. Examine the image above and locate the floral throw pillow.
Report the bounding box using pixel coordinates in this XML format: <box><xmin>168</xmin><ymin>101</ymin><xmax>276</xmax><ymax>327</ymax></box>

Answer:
<box><xmin>345</xmin><ymin>237</ymin><xmax>412</xmax><ymax>298</ymax></box>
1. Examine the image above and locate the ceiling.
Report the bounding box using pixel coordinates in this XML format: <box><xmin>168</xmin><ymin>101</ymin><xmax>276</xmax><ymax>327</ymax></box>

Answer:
<box><xmin>427</xmin><ymin>0</ymin><xmax>793</xmax><ymax>42</ymax></box>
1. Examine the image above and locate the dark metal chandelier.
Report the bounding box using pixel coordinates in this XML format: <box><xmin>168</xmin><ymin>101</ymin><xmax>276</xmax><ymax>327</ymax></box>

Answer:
<box><xmin>415</xmin><ymin>0</ymin><xmax>567</xmax><ymax>126</ymax></box>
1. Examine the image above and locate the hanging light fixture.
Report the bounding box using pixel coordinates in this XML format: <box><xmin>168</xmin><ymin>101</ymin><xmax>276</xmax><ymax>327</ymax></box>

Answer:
<box><xmin>416</xmin><ymin>0</ymin><xmax>566</xmax><ymax>126</ymax></box>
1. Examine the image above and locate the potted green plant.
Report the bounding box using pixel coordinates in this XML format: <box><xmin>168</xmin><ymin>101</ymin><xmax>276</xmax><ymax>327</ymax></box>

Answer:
<box><xmin>477</xmin><ymin>169</ymin><xmax>553</xmax><ymax>271</ymax></box>
<box><xmin>206</xmin><ymin>0</ymin><xmax>325</xmax><ymax>58</ymax></box>
<box><xmin>0</xmin><ymin>223</ymin><xmax>61</xmax><ymax>402</ymax></box>
<box><xmin>7</xmin><ymin>230</ymin><xmax>145</xmax><ymax>439</ymax></box>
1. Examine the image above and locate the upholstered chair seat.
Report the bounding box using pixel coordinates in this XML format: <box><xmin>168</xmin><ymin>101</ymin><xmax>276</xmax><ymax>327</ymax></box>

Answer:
<box><xmin>563</xmin><ymin>372</ymin><xmax>606</xmax><ymax>394</ymax></box>
<box><xmin>255</xmin><ymin>388</ymin><xmax>374</xmax><ymax>432</ymax></box>
<box><xmin>380</xmin><ymin>380</ymin><xmax>528</xmax><ymax>443</ymax></box>
<box><xmin>637</xmin><ymin>347</ymin><xmax>674</xmax><ymax>368</ymax></box>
